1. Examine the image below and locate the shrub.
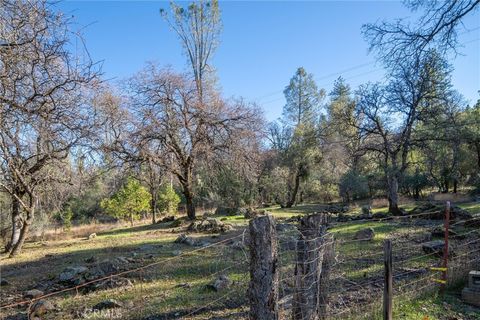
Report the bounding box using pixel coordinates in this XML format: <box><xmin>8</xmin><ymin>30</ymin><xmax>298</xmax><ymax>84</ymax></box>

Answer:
<box><xmin>101</xmin><ymin>178</ymin><xmax>150</xmax><ymax>226</ymax></box>
<box><xmin>158</xmin><ymin>185</ymin><xmax>180</xmax><ymax>216</ymax></box>
<box><xmin>339</xmin><ymin>170</ymin><xmax>369</xmax><ymax>202</ymax></box>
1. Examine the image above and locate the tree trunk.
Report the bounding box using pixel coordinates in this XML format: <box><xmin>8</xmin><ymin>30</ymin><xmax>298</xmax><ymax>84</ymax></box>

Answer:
<box><xmin>476</xmin><ymin>143</ymin><xmax>480</xmax><ymax>170</ymax></box>
<box><xmin>181</xmin><ymin>182</ymin><xmax>196</xmax><ymax>220</ymax></box>
<box><xmin>151</xmin><ymin>192</ymin><xmax>157</xmax><ymax>224</ymax></box>
<box><xmin>286</xmin><ymin>170</ymin><xmax>301</xmax><ymax>208</ymax></box>
<box><xmin>6</xmin><ymin>197</ymin><xmax>22</xmax><ymax>253</ymax></box>
<box><xmin>185</xmin><ymin>191</ymin><xmax>196</xmax><ymax>220</ymax></box>
<box><xmin>9</xmin><ymin>205</ymin><xmax>34</xmax><ymax>257</ymax></box>
<box><xmin>387</xmin><ymin>175</ymin><xmax>402</xmax><ymax>215</ymax></box>
<box><xmin>130</xmin><ymin>213</ymin><xmax>134</xmax><ymax>227</ymax></box>
<box><xmin>453</xmin><ymin>179</ymin><xmax>458</xmax><ymax>194</ymax></box>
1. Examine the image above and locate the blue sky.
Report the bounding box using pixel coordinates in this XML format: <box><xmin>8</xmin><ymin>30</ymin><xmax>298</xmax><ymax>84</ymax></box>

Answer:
<box><xmin>59</xmin><ymin>1</ymin><xmax>480</xmax><ymax>121</ymax></box>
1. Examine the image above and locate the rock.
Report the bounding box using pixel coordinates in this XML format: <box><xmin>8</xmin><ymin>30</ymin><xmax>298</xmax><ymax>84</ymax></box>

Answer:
<box><xmin>169</xmin><ymin>219</ymin><xmax>182</xmax><ymax>227</ymax></box>
<box><xmin>337</xmin><ymin>213</ymin><xmax>351</xmax><ymax>222</ymax></box>
<box><xmin>174</xmin><ymin>234</ymin><xmax>197</xmax><ymax>246</ymax></box>
<box><xmin>96</xmin><ymin>260</ymin><xmax>120</xmax><ymax>275</ymax></box>
<box><xmin>276</xmin><ymin>223</ymin><xmax>293</xmax><ymax>232</ymax></box>
<box><xmin>85</xmin><ymin>256</ymin><xmax>98</xmax><ymax>264</ymax></box>
<box><xmin>196</xmin><ymin>240</ymin><xmax>211</xmax><ymax>247</ymax></box>
<box><xmin>372</xmin><ymin>212</ymin><xmax>389</xmax><ymax>219</ymax></box>
<box><xmin>88</xmin><ymin>278</ymin><xmax>132</xmax><ymax>292</ymax></box>
<box><xmin>92</xmin><ymin>299</ymin><xmax>123</xmax><ymax>310</ymax></box>
<box><xmin>115</xmin><ymin>256</ymin><xmax>130</xmax><ymax>264</ymax></box>
<box><xmin>215</xmin><ymin>207</ymin><xmax>240</xmax><ymax>216</ymax></box>
<box><xmin>431</xmin><ymin>227</ymin><xmax>458</xmax><ymax>238</ymax></box>
<box><xmin>353</xmin><ymin>227</ymin><xmax>375</xmax><ymax>241</ymax></box>
<box><xmin>59</xmin><ymin>266</ymin><xmax>88</xmax><ymax>282</ymax></box>
<box><xmin>139</xmin><ymin>244</ymin><xmax>155</xmax><ymax>251</ymax></box>
<box><xmin>24</xmin><ymin>289</ymin><xmax>44</xmax><ymax>299</ymax></box>
<box><xmin>87</xmin><ymin>233</ymin><xmax>97</xmax><ymax>240</ymax></box>
<box><xmin>422</xmin><ymin>240</ymin><xmax>451</xmax><ymax>256</ymax></box>
<box><xmin>28</xmin><ymin>300</ymin><xmax>55</xmax><ymax>319</ymax></box>
<box><xmin>210</xmin><ymin>275</ymin><xmax>231</xmax><ymax>291</ymax></box>
<box><xmin>1</xmin><ymin>279</ymin><xmax>10</xmax><ymax>286</ymax></box>
<box><xmin>361</xmin><ymin>206</ymin><xmax>372</xmax><ymax>217</ymax></box>
<box><xmin>158</xmin><ymin>216</ymin><xmax>175</xmax><ymax>223</ymax></box>
<box><xmin>175</xmin><ymin>282</ymin><xmax>192</xmax><ymax>288</ymax></box>
<box><xmin>172</xmin><ymin>250</ymin><xmax>182</xmax><ymax>256</ymax></box>
<box><xmin>187</xmin><ymin>218</ymin><xmax>233</xmax><ymax>233</ymax></box>
<box><xmin>244</xmin><ymin>208</ymin><xmax>266</xmax><ymax>219</ymax></box>
<box><xmin>410</xmin><ymin>203</ymin><xmax>472</xmax><ymax>220</ymax></box>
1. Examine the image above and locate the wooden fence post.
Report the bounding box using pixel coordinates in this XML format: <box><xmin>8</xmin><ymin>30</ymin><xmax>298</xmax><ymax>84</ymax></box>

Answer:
<box><xmin>249</xmin><ymin>215</ymin><xmax>279</xmax><ymax>320</ymax></box>
<box><xmin>383</xmin><ymin>239</ymin><xmax>393</xmax><ymax>320</ymax></box>
<box><xmin>292</xmin><ymin>213</ymin><xmax>328</xmax><ymax>320</ymax></box>
<box><xmin>318</xmin><ymin>234</ymin><xmax>334</xmax><ymax>320</ymax></box>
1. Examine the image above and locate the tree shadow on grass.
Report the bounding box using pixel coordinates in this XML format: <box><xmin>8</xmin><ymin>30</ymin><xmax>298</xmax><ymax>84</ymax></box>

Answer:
<box><xmin>1</xmin><ymin>229</ymin><xmax>249</xmax><ymax>319</ymax></box>
<box><xmin>97</xmin><ymin>220</ymin><xmax>179</xmax><ymax>237</ymax></box>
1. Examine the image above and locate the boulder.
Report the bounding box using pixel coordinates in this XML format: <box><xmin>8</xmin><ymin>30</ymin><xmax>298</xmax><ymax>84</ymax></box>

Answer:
<box><xmin>276</xmin><ymin>223</ymin><xmax>293</xmax><ymax>232</ymax></box>
<box><xmin>24</xmin><ymin>289</ymin><xmax>44</xmax><ymax>299</ymax></box>
<box><xmin>85</xmin><ymin>256</ymin><xmax>98</xmax><ymax>264</ymax></box>
<box><xmin>372</xmin><ymin>212</ymin><xmax>389</xmax><ymax>219</ymax></box>
<box><xmin>215</xmin><ymin>207</ymin><xmax>240</xmax><ymax>216</ymax></box>
<box><xmin>431</xmin><ymin>227</ymin><xmax>459</xmax><ymax>238</ymax></box>
<box><xmin>244</xmin><ymin>208</ymin><xmax>262</xmax><ymax>219</ymax></box>
<box><xmin>422</xmin><ymin>240</ymin><xmax>451</xmax><ymax>256</ymax></box>
<box><xmin>169</xmin><ymin>219</ymin><xmax>182</xmax><ymax>227</ymax></box>
<box><xmin>410</xmin><ymin>203</ymin><xmax>473</xmax><ymax>220</ymax></box>
<box><xmin>337</xmin><ymin>213</ymin><xmax>351</xmax><ymax>222</ymax></box>
<box><xmin>172</xmin><ymin>250</ymin><xmax>182</xmax><ymax>256</ymax></box>
<box><xmin>174</xmin><ymin>234</ymin><xmax>197</xmax><ymax>246</ymax></box>
<box><xmin>0</xmin><ymin>279</ymin><xmax>10</xmax><ymax>286</ymax></box>
<box><xmin>87</xmin><ymin>233</ymin><xmax>97</xmax><ymax>240</ymax></box>
<box><xmin>88</xmin><ymin>277</ymin><xmax>132</xmax><ymax>293</ymax></box>
<box><xmin>139</xmin><ymin>244</ymin><xmax>155</xmax><ymax>252</ymax></box>
<box><xmin>158</xmin><ymin>216</ymin><xmax>175</xmax><ymax>223</ymax></box>
<box><xmin>187</xmin><ymin>218</ymin><xmax>232</xmax><ymax>233</ymax></box>
<box><xmin>353</xmin><ymin>228</ymin><xmax>375</xmax><ymax>241</ymax></box>
<box><xmin>210</xmin><ymin>275</ymin><xmax>231</xmax><ymax>291</ymax></box>
<box><xmin>96</xmin><ymin>260</ymin><xmax>120</xmax><ymax>275</ymax></box>
<box><xmin>361</xmin><ymin>206</ymin><xmax>372</xmax><ymax>217</ymax></box>
<box><xmin>59</xmin><ymin>266</ymin><xmax>88</xmax><ymax>282</ymax></box>
<box><xmin>28</xmin><ymin>300</ymin><xmax>55</xmax><ymax>319</ymax></box>
<box><xmin>92</xmin><ymin>299</ymin><xmax>123</xmax><ymax>310</ymax></box>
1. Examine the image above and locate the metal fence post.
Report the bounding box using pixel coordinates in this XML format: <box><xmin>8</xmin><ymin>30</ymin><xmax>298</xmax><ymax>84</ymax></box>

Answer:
<box><xmin>383</xmin><ymin>239</ymin><xmax>393</xmax><ymax>320</ymax></box>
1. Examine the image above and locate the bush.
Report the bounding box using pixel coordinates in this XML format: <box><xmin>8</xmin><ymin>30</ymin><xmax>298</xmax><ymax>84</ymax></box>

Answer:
<box><xmin>339</xmin><ymin>170</ymin><xmax>369</xmax><ymax>202</ymax></box>
<box><xmin>158</xmin><ymin>185</ymin><xmax>180</xmax><ymax>216</ymax></box>
<box><xmin>101</xmin><ymin>178</ymin><xmax>150</xmax><ymax>226</ymax></box>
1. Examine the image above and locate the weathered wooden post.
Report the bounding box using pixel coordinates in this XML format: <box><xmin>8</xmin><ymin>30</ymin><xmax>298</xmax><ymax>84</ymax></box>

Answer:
<box><xmin>318</xmin><ymin>234</ymin><xmax>334</xmax><ymax>320</ymax></box>
<box><xmin>383</xmin><ymin>239</ymin><xmax>393</xmax><ymax>320</ymax></box>
<box><xmin>249</xmin><ymin>215</ymin><xmax>279</xmax><ymax>320</ymax></box>
<box><xmin>292</xmin><ymin>213</ymin><xmax>328</xmax><ymax>320</ymax></box>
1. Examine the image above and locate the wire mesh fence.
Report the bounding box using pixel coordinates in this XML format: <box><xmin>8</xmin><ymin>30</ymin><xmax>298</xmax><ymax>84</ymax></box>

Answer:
<box><xmin>1</xmin><ymin>209</ymin><xmax>479</xmax><ymax>319</ymax></box>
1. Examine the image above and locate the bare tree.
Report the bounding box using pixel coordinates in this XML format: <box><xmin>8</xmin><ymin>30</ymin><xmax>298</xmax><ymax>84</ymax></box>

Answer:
<box><xmin>363</xmin><ymin>0</ymin><xmax>480</xmax><ymax>65</ymax></box>
<box><xmin>0</xmin><ymin>0</ymin><xmax>99</xmax><ymax>256</ymax></box>
<box><xmin>127</xmin><ymin>65</ymin><xmax>262</xmax><ymax>220</ymax></box>
<box><xmin>160</xmin><ymin>0</ymin><xmax>221</xmax><ymax>100</ymax></box>
<box><xmin>353</xmin><ymin>51</ymin><xmax>453</xmax><ymax>214</ymax></box>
